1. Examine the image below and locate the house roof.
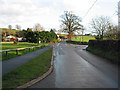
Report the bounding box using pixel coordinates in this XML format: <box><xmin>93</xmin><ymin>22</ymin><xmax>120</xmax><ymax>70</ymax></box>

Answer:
<box><xmin>6</xmin><ymin>35</ymin><xmax>16</xmax><ymax>38</ymax></box>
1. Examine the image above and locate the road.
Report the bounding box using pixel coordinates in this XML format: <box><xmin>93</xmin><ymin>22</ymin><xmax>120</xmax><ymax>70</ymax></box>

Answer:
<box><xmin>2</xmin><ymin>46</ymin><xmax>52</xmax><ymax>75</ymax></box>
<box><xmin>30</xmin><ymin>41</ymin><xmax>119</xmax><ymax>88</ymax></box>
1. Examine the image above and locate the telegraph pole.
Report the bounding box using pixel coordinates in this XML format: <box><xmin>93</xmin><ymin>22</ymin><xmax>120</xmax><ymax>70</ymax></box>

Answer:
<box><xmin>118</xmin><ymin>1</ymin><xmax>120</xmax><ymax>31</ymax></box>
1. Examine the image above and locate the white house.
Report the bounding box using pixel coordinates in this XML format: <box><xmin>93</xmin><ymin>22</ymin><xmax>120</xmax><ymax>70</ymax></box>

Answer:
<box><xmin>6</xmin><ymin>35</ymin><xmax>23</xmax><ymax>41</ymax></box>
<box><xmin>6</xmin><ymin>35</ymin><xmax>16</xmax><ymax>41</ymax></box>
<box><xmin>17</xmin><ymin>38</ymin><xmax>23</xmax><ymax>41</ymax></box>
<box><xmin>6</xmin><ymin>35</ymin><xmax>15</xmax><ymax>38</ymax></box>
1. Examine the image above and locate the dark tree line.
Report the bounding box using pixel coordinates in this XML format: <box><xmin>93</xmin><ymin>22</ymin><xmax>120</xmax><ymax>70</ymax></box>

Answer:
<box><xmin>25</xmin><ymin>29</ymin><xmax>58</xmax><ymax>43</ymax></box>
<box><xmin>2</xmin><ymin>27</ymin><xmax>58</xmax><ymax>43</ymax></box>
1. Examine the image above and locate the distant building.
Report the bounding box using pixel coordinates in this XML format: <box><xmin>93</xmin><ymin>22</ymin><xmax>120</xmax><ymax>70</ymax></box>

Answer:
<box><xmin>6</xmin><ymin>35</ymin><xmax>18</xmax><ymax>41</ymax></box>
<box><xmin>6</xmin><ymin>35</ymin><xmax>23</xmax><ymax>42</ymax></box>
<box><xmin>118</xmin><ymin>1</ymin><xmax>120</xmax><ymax>31</ymax></box>
<box><xmin>17</xmin><ymin>37</ymin><xmax>23</xmax><ymax>41</ymax></box>
<box><xmin>6</xmin><ymin>35</ymin><xmax>15</xmax><ymax>38</ymax></box>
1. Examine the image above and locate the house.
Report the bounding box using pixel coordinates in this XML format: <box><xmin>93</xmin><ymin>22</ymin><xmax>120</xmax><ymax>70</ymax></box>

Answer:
<box><xmin>17</xmin><ymin>37</ymin><xmax>23</xmax><ymax>41</ymax></box>
<box><xmin>6</xmin><ymin>35</ymin><xmax>18</xmax><ymax>41</ymax></box>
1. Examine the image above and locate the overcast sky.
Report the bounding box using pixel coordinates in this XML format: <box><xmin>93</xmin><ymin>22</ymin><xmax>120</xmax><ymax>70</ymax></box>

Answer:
<box><xmin>0</xmin><ymin>0</ymin><xmax>119</xmax><ymax>33</ymax></box>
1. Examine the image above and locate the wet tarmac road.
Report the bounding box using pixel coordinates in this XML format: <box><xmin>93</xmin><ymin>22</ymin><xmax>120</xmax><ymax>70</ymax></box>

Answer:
<box><xmin>30</xmin><ymin>41</ymin><xmax>118</xmax><ymax>88</ymax></box>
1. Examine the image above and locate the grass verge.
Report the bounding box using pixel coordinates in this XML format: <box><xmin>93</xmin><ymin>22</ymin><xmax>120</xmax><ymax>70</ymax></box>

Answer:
<box><xmin>2</xmin><ymin>44</ymin><xmax>48</xmax><ymax>61</ymax></box>
<box><xmin>86</xmin><ymin>47</ymin><xmax>119</xmax><ymax>64</ymax></box>
<box><xmin>1</xmin><ymin>42</ymin><xmax>43</xmax><ymax>50</ymax></box>
<box><xmin>2</xmin><ymin>48</ymin><xmax>53</xmax><ymax>89</ymax></box>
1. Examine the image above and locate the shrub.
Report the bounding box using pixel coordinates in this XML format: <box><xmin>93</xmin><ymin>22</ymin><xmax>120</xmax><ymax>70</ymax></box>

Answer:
<box><xmin>66</xmin><ymin>40</ymin><xmax>88</xmax><ymax>45</ymax></box>
<box><xmin>88</xmin><ymin>40</ymin><xmax>120</xmax><ymax>52</ymax></box>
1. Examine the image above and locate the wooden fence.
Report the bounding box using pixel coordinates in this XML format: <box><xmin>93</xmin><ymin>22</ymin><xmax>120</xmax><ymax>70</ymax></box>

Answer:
<box><xmin>0</xmin><ymin>45</ymin><xmax>45</xmax><ymax>56</ymax></box>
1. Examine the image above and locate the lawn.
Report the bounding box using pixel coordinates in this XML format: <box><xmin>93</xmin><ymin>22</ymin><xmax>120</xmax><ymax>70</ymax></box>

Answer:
<box><xmin>0</xmin><ymin>28</ymin><xmax>19</xmax><ymax>33</ymax></box>
<box><xmin>1</xmin><ymin>42</ymin><xmax>48</xmax><ymax>61</ymax></box>
<box><xmin>1</xmin><ymin>42</ymin><xmax>42</xmax><ymax>50</ymax></box>
<box><xmin>2</xmin><ymin>48</ymin><xmax>53</xmax><ymax>89</ymax></box>
<box><xmin>72</xmin><ymin>35</ymin><xmax>96</xmax><ymax>42</ymax></box>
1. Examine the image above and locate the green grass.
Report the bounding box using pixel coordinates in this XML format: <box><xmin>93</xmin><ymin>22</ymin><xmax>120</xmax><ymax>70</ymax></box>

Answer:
<box><xmin>1</xmin><ymin>43</ymin><xmax>48</xmax><ymax>61</ymax></box>
<box><xmin>86</xmin><ymin>47</ymin><xmax>119</xmax><ymax>64</ymax></box>
<box><xmin>1</xmin><ymin>42</ymin><xmax>42</xmax><ymax>50</ymax></box>
<box><xmin>2</xmin><ymin>48</ymin><xmax>53</xmax><ymax>89</ymax></box>
<box><xmin>0</xmin><ymin>28</ymin><xmax>19</xmax><ymax>33</ymax></box>
<box><xmin>2</xmin><ymin>45</ymin><xmax>47</xmax><ymax>61</ymax></box>
<box><xmin>72</xmin><ymin>35</ymin><xmax>96</xmax><ymax>42</ymax></box>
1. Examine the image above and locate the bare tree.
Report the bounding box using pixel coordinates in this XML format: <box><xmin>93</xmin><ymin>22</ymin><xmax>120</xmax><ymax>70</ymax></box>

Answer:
<box><xmin>16</xmin><ymin>25</ymin><xmax>21</xmax><ymax>30</ymax></box>
<box><xmin>34</xmin><ymin>23</ymin><xmax>45</xmax><ymax>32</ymax></box>
<box><xmin>90</xmin><ymin>16</ymin><xmax>111</xmax><ymax>40</ymax></box>
<box><xmin>8</xmin><ymin>25</ymin><xmax>12</xmax><ymax>30</ymax></box>
<box><xmin>105</xmin><ymin>25</ymin><xmax>118</xmax><ymax>39</ymax></box>
<box><xmin>60</xmin><ymin>11</ymin><xmax>83</xmax><ymax>40</ymax></box>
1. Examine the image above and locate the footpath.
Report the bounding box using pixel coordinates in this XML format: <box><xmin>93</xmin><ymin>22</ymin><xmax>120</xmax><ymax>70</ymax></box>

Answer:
<box><xmin>2</xmin><ymin>46</ymin><xmax>52</xmax><ymax>75</ymax></box>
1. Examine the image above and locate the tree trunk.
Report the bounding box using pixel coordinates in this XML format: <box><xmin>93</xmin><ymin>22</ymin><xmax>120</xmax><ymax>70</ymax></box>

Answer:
<box><xmin>101</xmin><ymin>31</ymin><xmax>104</xmax><ymax>40</ymax></box>
<box><xmin>69</xmin><ymin>32</ymin><xmax>72</xmax><ymax>40</ymax></box>
<box><xmin>82</xmin><ymin>30</ymin><xmax>84</xmax><ymax>42</ymax></box>
<box><xmin>80</xmin><ymin>36</ymin><xmax>81</xmax><ymax>43</ymax></box>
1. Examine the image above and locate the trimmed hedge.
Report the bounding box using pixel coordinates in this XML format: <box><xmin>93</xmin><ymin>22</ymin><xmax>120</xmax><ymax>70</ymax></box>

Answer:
<box><xmin>88</xmin><ymin>40</ymin><xmax>120</xmax><ymax>52</ymax></box>
<box><xmin>88</xmin><ymin>40</ymin><xmax>120</xmax><ymax>64</ymax></box>
<box><xmin>66</xmin><ymin>40</ymin><xmax>88</xmax><ymax>45</ymax></box>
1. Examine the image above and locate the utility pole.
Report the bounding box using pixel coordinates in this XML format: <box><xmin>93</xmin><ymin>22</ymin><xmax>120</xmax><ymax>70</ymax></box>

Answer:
<box><xmin>118</xmin><ymin>1</ymin><xmax>120</xmax><ymax>32</ymax></box>
<box><xmin>118</xmin><ymin>1</ymin><xmax>120</xmax><ymax>39</ymax></box>
<box><xmin>82</xmin><ymin>27</ymin><xmax>84</xmax><ymax>42</ymax></box>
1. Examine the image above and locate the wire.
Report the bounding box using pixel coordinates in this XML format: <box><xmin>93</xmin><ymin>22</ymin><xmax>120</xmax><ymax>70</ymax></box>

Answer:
<box><xmin>83</xmin><ymin>0</ymin><xmax>98</xmax><ymax>19</ymax></box>
<box><xmin>110</xmin><ymin>10</ymin><xmax>118</xmax><ymax>19</ymax></box>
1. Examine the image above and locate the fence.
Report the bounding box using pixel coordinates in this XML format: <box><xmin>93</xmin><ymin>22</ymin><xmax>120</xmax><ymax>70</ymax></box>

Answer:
<box><xmin>0</xmin><ymin>45</ymin><xmax>45</xmax><ymax>56</ymax></box>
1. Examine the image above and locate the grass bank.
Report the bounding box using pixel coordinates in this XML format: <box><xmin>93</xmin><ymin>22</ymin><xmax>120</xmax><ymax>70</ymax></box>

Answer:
<box><xmin>2</xmin><ymin>44</ymin><xmax>48</xmax><ymax>61</ymax></box>
<box><xmin>86</xmin><ymin>47</ymin><xmax>119</xmax><ymax>64</ymax></box>
<box><xmin>66</xmin><ymin>36</ymin><xmax>96</xmax><ymax>45</ymax></box>
<box><xmin>72</xmin><ymin>36</ymin><xmax>96</xmax><ymax>42</ymax></box>
<box><xmin>1</xmin><ymin>42</ymin><xmax>48</xmax><ymax>61</ymax></box>
<box><xmin>1</xmin><ymin>42</ymin><xmax>42</xmax><ymax>50</ymax></box>
<box><xmin>2</xmin><ymin>48</ymin><xmax>53</xmax><ymax>89</ymax></box>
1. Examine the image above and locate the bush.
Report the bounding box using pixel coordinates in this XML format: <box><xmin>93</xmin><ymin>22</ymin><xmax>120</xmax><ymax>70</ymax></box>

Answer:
<box><xmin>66</xmin><ymin>40</ymin><xmax>88</xmax><ymax>45</ymax></box>
<box><xmin>25</xmin><ymin>30</ymin><xmax>58</xmax><ymax>43</ymax></box>
<box><xmin>87</xmin><ymin>40</ymin><xmax>120</xmax><ymax>64</ymax></box>
<box><xmin>88</xmin><ymin>40</ymin><xmax>119</xmax><ymax>52</ymax></box>
<box><xmin>86</xmin><ymin>47</ymin><xmax>119</xmax><ymax>64</ymax></box>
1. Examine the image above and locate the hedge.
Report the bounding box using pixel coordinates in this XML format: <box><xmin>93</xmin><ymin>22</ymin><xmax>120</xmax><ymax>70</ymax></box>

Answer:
<box><xmin>66</xmin><ymin>40</ymin><xmax>88</xmax><ymax>45</ymax></box>
<box><xmin>87</xmin><ymin>40</ymin><xmax>120</xmax><ymax>64</ymax></box>
<box><xmin>88</xmin><ymin>40</ymin><xmax>120</xmax><ymax>52</ymax></box>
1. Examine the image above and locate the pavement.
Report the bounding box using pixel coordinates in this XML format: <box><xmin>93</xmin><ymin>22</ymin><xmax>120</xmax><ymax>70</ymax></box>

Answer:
<box><xmin>30</xmin><ymin>40</ymin><xmax>119</xmax><ymax>88</ymax></box>
<box><xmin>2</xmin><ymin>45</ymin><xmax>52</xmax><ymax>75</ymax></box>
